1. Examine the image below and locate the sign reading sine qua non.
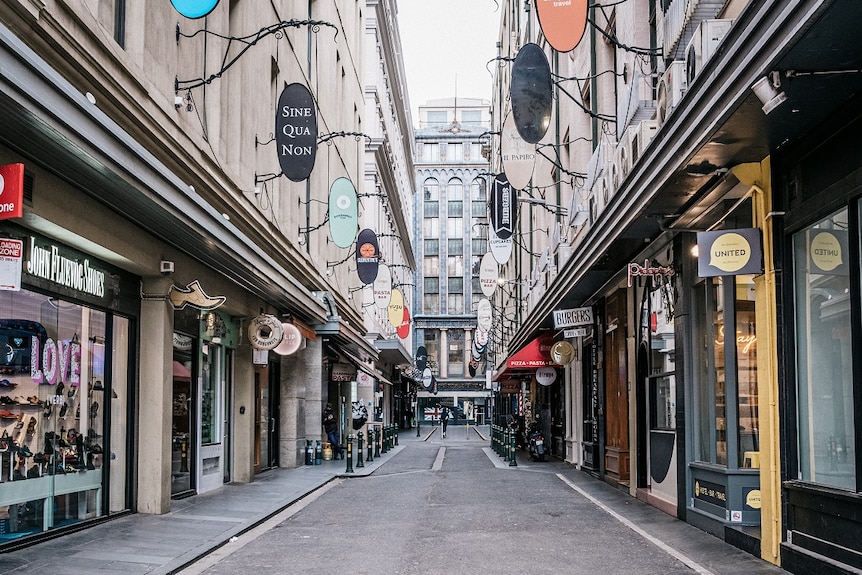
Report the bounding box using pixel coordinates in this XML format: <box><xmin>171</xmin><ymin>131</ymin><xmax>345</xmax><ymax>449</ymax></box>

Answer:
<box><xmin>276</xmin><ymin>83</ymin><xmax>318</xmax><ymax>182</ymax></box>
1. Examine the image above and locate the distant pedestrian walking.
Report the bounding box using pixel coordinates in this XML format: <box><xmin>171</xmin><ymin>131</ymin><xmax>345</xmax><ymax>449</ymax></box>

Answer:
<box><xmin>440</xmin><ymin>404</ymin><xmax>450</xmax><ymax>438</ymax></box>
<box><xmin>323</xmin><ymin>403</ymin><xmax>344</xmax><ymax>459</ymax></box>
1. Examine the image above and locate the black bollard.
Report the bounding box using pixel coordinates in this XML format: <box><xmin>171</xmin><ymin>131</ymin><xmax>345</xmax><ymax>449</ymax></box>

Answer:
<box><xmin>509</xmin><ymin>427</ymin><xmax>517</xmax><ymax>467</ymax></box>
<box><xmin>345</xmin><ymin>434</ymin><xmax>354</xmax><ymax>473</ymax></box>
<box><xmin>367</xmin><ymin>429</ymin><xmax>374</xmax><ymax>462</ymax></box>
<box><xmin>374</xmin><ymin>426</ymin><xmax>381</xmax><ymax>458</ymax></box>
<box><xmin>356</xmin><ymin>432</ymin><xmax>365</xmax><ymax>468</ymax></box>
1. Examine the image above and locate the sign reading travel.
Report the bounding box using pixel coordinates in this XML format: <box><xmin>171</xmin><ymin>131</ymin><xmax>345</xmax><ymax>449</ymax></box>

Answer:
<box><xmin>479</xmin><ymin>252</ymin><xmax>498</xmax><ymax>297</ymax></box>
<box><xmin>328</xmin><ymin>177</ymin><xmax>358</xmax><ymax>248</ymax></box>
<box><xmin>697</xmin><ymin>228</ymin><xmax>763</xmax><ymax>277</ymax></box>
<box><xmin>808</xmin><ymin>230</ymin><xmax>849</xmax><ymax>275</ymax></box>
<box><xmin>373</xmin><ymin>264</ymin><xmax>392</xmax><ymax>309</ymax></box>
<box><xmin>490</xmin><ymin>173</ymin><xmax>517</xmax><ymax>240</ymax></box>
<box><xmin>535</xmin><ymin>0</ymin><xmax>588</xmax><ymax>53</ymax></box>
<box><xmin>0</xmin><ymin>164</ymin><xmax>24</xmax><ymax>220</ymax></box>
<box><xmin>355</xmin><ymin>228</ymin><xmax>380</xmax><ymax>284</ymax></box>
<box><xmin>501</xmin><ymin>113</ymin><xmax>536</xmax><ymax>190</ymax></box>
<box><xmin>171</xmin><ymin>0</ymin><xmax>219</xmax><ymax>19</ymax></box>
<box><xmin>276</xmin><ymin>83</ymin><xmax>318</xmax><ymax>182</ymax></box>
<box><xmin>510</xmin><ymin>43</ymin><xmax>552</xmax><ymax>144</ymax></box>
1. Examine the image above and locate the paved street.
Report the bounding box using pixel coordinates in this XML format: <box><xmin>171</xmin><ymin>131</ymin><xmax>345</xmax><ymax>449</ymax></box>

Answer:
<box><xmin>177</xmin><ymin>430</ymin><xmax>790</xmax><ymax>575</ymax></box>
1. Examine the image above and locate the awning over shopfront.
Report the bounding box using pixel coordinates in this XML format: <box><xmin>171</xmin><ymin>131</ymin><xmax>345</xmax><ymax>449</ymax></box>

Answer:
<box><xmin>493</xmin><ymin>333</ymin><xmax>553</xmax><ymax>382</ymax></box>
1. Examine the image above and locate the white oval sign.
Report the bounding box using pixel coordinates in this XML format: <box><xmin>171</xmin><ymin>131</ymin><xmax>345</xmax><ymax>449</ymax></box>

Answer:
<box><xmin>248</xmin><ymin>314</ymin><xmax>284</xmax><ymax>350</ymax></box>
<box><xmin>422</xmin><ymin>367</ymin><xmax>434</xmax><ymax>389</ymax></box>
<box><xmin>273</xmin><ymin>323</ymin><xmax>303</xmax><ymax>356</ymax></box>
<box><xmin>477</xmin><ymin>298</ymin><xmax>493</xmax><ymax>332</ymax></box>
<box><xmin>374</xmin><ymin>264</ymin><xmax>392</xmax><ymax>309</ymax></box>
<box><xmin>479</xmin><ymin>252</ymin><xmax>498</xmax><ymax>297</ymax></box>
<box><xmin>489</xmin><ymin>226</ymin><xmax>513</xmax><ymax>265</ymax></box>
<box><xmin>501</xmin><ymin>112</ymin><xmax>536</xmax><ymax>190</ymax></box>
<box><xmin>474</xmin><ymin>328</ymin><xmax>489</xmax><ymax>347</ymax></box>
<box><xmin>536</xmin><ymin>366</ymin><xmax>557</xmax><ymax>386</ymax></box>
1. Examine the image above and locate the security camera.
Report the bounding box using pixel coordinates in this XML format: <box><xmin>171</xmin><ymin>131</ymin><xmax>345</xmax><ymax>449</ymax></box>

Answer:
<box><xmin>174</xmin><ymin>96</ymin><xmax>184</xmax><ymax>109</ymax></box>
<box><xmin>160</xmin><ymin>260</ymin><xmax>175</xmax><ymax>275</ymax></box>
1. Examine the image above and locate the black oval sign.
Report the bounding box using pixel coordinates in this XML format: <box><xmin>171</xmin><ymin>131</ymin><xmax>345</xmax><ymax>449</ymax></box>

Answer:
<box><xmin>490</xmin><ymin>173</ymin><xmax>517</xmax><ymax>240</ymax></box>
<box><xmin>275</xmin><ymin>83</ymin><xmax>318</xmax><ymax>182</ymax></box>
<box><xmin>356</xmin><ymin>228</ymin><xmax>380</xmax><ymax>285</ymax></box>
<box><xmin>416</xmin><ymin>345</ymin><xmax>428</xmax><ymax>371</ymax></box>
<box><xmin>510</xmin><ymin>43</ymin><xmax>552</xmax><ymax>144</ymax></box>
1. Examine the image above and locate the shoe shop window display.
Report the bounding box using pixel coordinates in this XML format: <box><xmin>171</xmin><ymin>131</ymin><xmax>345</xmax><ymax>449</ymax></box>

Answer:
<box><xmin>0</xmin><ymin>289</ymin><xmax>111</xmax><ymax>542</ymax></box>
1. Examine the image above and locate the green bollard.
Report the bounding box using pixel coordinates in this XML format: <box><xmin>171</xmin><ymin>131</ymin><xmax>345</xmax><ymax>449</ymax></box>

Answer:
<box><xmin>382</xmin><ymin>426</ymin><xmax>389</xmax><ymax>453</ymax></box>
<box><xmin>345</xmin><ymin>434</ymin><xmax>354</xmax><ymax>473</ymax></box>
<box><xmin>509</xmin><ymin>427</ymin><xmax>517</xmax><ymax>467</ymax></box>
<box><xmin>305</xmin><ymin>439</ymin><xmax>314</xmax><ymax>465</ymax></box>
<box><xmin>356</xmin><ymin>432</ymin><xmax>365</xmax><ymax>468</ymax></box>
<box><xmin>394</xmin><ymin>426</ymin><xmax>399</xmax><ymax>447</ymax></box>
<box><xmin>374</xmin><ymin>426</ymin><xmax>381</xmax><ymax>458</ymax></box>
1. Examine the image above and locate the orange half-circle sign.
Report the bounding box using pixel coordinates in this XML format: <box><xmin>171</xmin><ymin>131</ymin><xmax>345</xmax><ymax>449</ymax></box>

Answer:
<box><xmin>535</xmin><ymin>0</ymin><xmax>588</xmax><ymax>53</ymax></box>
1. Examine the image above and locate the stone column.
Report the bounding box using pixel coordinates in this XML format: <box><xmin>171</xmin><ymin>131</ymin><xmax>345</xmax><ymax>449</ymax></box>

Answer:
<box><xmin>279</xmin><ymin>336</ymin><xmax>322</xmax><ymax>468</ymax></box>
<box><xmin>232</xmin><ymin>339</ymin><xmax>255</xmax><ymax>483</ymax></box>
<box><xmin>137</xmin><ymin>276</ymin><xmax>173</xmax><ymax>514</ymax></box>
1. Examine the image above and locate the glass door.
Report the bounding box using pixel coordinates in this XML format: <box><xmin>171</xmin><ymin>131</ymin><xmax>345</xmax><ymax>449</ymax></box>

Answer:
<box><xmin>171</xmin><ymin>334</ymin><xmax>195</xmax><ymax>497</ymax></box>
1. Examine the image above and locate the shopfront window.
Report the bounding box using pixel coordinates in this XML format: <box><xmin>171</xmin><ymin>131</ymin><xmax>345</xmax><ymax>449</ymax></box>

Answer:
<box><xmin>694</xmin><ymin>274</ymin><xmax>759</xmax><ymax>467</ymax></box>
<box><xmin>793</xmin><ymin>208</ymin><xmax>854</xmax><ymax>490</ymax></box>
<box><xmin>0</xmin><ymin>288</ymin><xmax>128</xmax><ymax>540</ymax></box>
<box><xmin>201</xmin><ymin>343</ymin><xmax>223</xmax><ymax>445</ymax></box>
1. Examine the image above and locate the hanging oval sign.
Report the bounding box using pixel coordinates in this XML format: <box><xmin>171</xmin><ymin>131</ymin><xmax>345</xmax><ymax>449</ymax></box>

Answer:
<box><xmin>479</xmin><ymin>252</ymin><xmax>498</xmax><ymax>297</ymax></box>
<box><xmin>535</xmin><ymin>0</ymin><xmax>588</xmax><ymax>53</ymax></box>
<box><xmin>536</xmin><ymin>366</ymin><xmax>557</xmax><ymax>386</ymax></box>
<box><xmin>356</xmin><ymin>228</ymin><xmax>380</xmax><ymax>284</ymax></box>
<box><xmin>551</xmin><ymin>340</ymin><xmax>576</xmax><ymax>365</ymax></box>
<box><xmin>475</xmin><ymin>328</ymin><xmax>489</xmax><ymax>347</ymax></box>
<box><xmin>275</xmin><ymin>83</ymin><xmax>318</xmax><ymax>182</ymax></box>
<box><xmin>477</xmin><ymin>298</ymin><xmax>493</xmax><ymax>332</ymax></box>
<box><xmin>248</xmin><ymin>314</ymin><xmax>284</xmax><ymax>350</ymax></box>
<box><xmin>416</xmin><ymin>345</ymin><xmax>428</xmax><ymax>371</ymax></box>
<box><xmin>387</xmin><ymin>288</ymin><xmax>404</xmax><ymax>327</ymax></box>
<box><xmin>273</xmin><ymin>323</ymin><xmax>303</xmax><ymax>356</ymax></box>
<box><xmin>468</xmin><ymin>356</ymin><xmax>479</xmax><ymax>378</ymax></box>
<box><xmin>490</xmin><ymin>173</ymin><xmax>517</xmax><ymax>240</ymax></box>
<box><xmin>397</xmin><ymin>306</ymin><xmax>411</xmax><ymax>339</ymax></box>
<box><xmin>489</xmin><ymin>225</ymin><xmax>514</xmax><ymax>265</ymax></box>
<box><xmin>171</xmin><ymin>0</ymin><xmax>219</xmax><ymax>19</ymax></box>
<box><xmin>511</xmin><ymin>43</ymin><xmax>553</xmax><ymax>144</ymax></box>
<box><xmin>373</xmin><ymin>264</ymin><xmax>392</xmax><ymax>309</ymax></box>
<box><xmin>329</xmin><ymin>177</ymin><xmax>358</xmax><ymax>248</ymax></box>
<box><xmin>422</xmin><ymin>367</ymin><xmax>434</xmax><ymax>389</ymax></box>
<box><xmin>501</xmin><ymin>112</ymin><xmax>536</xmax><ymax>190</ymax></box>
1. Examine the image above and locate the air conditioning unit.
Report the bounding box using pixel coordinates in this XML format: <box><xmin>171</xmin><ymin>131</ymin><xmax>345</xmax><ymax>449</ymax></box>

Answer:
<box><xmin>685</xmin><ymin>19</ymin><xmax>734</xmax><ymax>86</ymax></box>
<box><xmin>615</xmin><ymin>124</ymin><xmax>636</xmax><ymax>186</ymax></box>
<box><xmin>585</xmin><ymin>142</ymin><xmax>612</xmax><ymax>193</ymax></box>
<box><xmin>630</xmin><ymin>120</ymin><xmax>659</xmax><ymax>167</ymax></box>
<box><xmin>656</xmin><ymin>60</ymin><xmax>687</xmax><ymax>124</ymax></box>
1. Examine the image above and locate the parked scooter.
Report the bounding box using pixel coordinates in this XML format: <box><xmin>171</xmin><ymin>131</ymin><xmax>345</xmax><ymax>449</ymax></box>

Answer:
<box><xmin>527</xmin><ymin>418</ymin><xmax>546</xmax><ymax>462</ymax></box>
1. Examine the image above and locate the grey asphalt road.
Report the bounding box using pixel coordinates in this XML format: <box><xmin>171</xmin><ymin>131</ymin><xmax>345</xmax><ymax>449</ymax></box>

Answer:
<box><xmin>182</xmin><ymin>436</ymin><xmax>708</xmax><ymax>575</ymax></box>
